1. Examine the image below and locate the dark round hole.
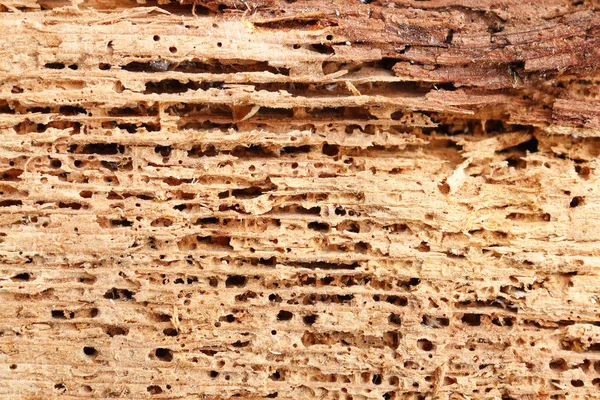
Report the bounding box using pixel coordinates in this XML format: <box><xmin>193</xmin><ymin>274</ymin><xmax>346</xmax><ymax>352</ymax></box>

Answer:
<box><xmin>147</xmin><ymin>385</ymin><xmax>163</xmax><ymax>394</ymax></box>
<box><xmin>153</xmin><ymin>35</ymin><xmax>160</xmax><ymax>41</ymax></box>
<box><xmin>155</xmin><ymin>348</ymin><xmax>173</xmax><ymax>362</ymax></box>
<box><xmin>276</xmin><ymin>310</ymin><xmax>293</xmax><ymax>321</ymax></box>
<box><xmin>322</xmin><ymin>143</ymin><xmax>339</xmax><ymax>157</ymax></box>
<box><xmin>83</xmin><ymin>347</ymin><xmax>97</xmax><ymax>356</ymax></box>
<box><xmin>417</xmin><ymin>339</ymin><xmax>434</xmax><ymax>352</ymax></box>
<box><xmin>163</xmin><ymin>328</ymin><xmax>178</xmax><ymax>336</ymax></box>
<box><xmin>570</xmin><ymin>196</ymin><xmax>584</xmax><ymax>208</ymax></box>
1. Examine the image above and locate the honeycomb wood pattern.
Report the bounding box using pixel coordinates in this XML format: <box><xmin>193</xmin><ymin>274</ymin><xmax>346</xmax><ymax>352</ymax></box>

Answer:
<box><xmin>1</xmin><ymin>0</ymin><xmax>600</xmax><ymax>399</ymax></box>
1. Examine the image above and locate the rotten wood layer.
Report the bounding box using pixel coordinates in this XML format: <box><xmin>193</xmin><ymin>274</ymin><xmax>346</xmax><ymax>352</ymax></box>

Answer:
<box><xmin>0</xmin><ymin>0</ymin><xmax>600</xmax><ymax>399</ymax></box>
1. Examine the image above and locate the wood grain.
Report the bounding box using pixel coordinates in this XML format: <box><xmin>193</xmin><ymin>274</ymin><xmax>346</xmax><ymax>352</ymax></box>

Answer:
<box><xmin>0</xmin><ymin>0</ymin><xmax>599</xmax><ymax>398</ymax></box>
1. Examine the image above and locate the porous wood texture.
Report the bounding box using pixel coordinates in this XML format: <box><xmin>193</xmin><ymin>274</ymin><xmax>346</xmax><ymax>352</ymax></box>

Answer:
<box><xmin>1</xmin><ymin>0</ymin><xmax>600</xmax><ymax>399</ymax></box>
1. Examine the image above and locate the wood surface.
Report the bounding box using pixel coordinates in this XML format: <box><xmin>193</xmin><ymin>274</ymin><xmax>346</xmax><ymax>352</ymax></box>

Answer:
<box><xmin>1</xmin><ymin>0</ymin><xmax>600</xmax><ymax>398</ymax></box>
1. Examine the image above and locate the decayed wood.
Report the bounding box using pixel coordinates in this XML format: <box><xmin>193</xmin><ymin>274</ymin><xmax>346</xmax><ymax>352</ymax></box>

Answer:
<box><xmin>0</xmin><ymin>0</ymin><xmax>600</xmax><ymax>399</ymax></box>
